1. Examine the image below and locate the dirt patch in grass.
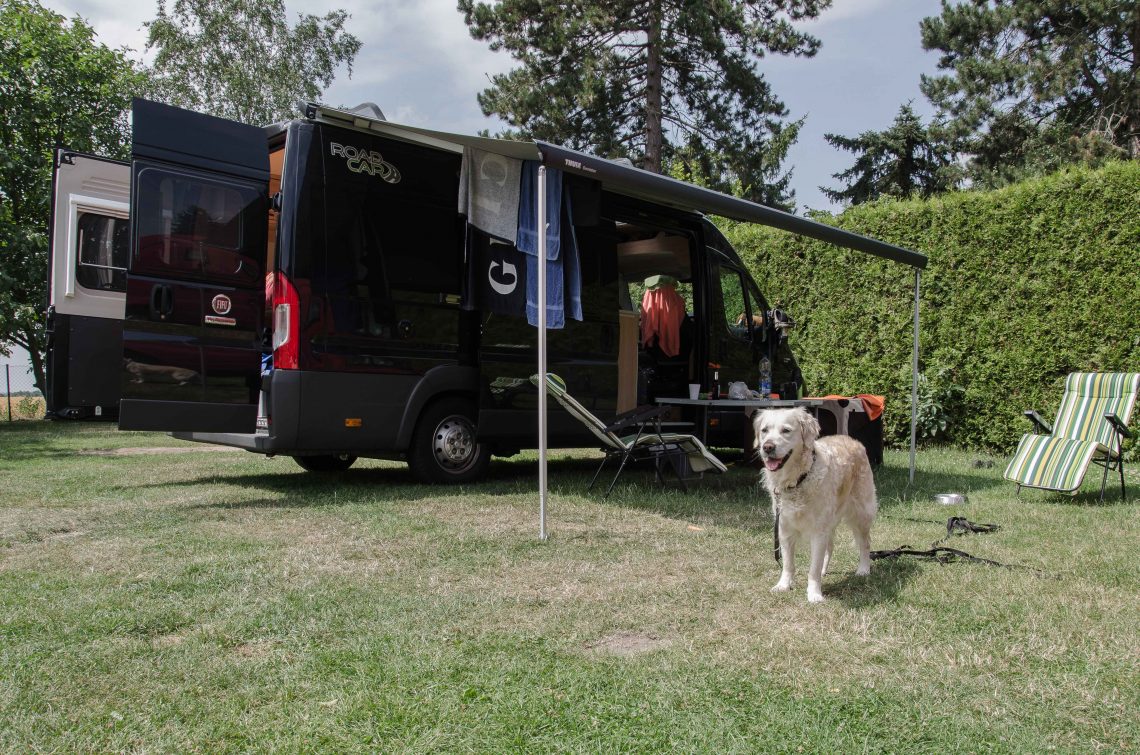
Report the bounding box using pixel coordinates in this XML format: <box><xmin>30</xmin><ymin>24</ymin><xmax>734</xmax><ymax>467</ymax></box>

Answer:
<box><xmin>78</xmin><ymin>446</ymin><xmax>245</xmax><ymax>456</ymax></box>
<box><xmin>151</xmin><ymin>633</ymin><xmax>187</xmax><ymax>648</ymax></box>
<box><xmin>584</xmin><ymin>631</ymin><xmax>671</xmax><ymax>656</ymax></box>
<box><xmin>233</xmin><ymin>639</ymin><xmax>276</xmax><ymax>658</ymax></box>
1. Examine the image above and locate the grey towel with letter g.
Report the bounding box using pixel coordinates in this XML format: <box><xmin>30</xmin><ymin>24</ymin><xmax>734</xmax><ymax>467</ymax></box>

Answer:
<box><xmin>459</xmin><ymin>147</ymin><xmax>522</xmax><ymax>244</ymax></box>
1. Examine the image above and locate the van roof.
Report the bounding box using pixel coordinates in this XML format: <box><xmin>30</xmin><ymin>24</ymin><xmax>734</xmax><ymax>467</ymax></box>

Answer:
<box><xmin>303</xmin><ymin>102</ymin><xmax>927</xmax><ymax>270</ymax></box>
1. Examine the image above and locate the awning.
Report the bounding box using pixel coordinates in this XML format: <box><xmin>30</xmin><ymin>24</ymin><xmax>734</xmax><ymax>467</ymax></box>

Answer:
<box><xmin>304</xmin><ymin>103</ymin><xmax>927</xmax><ymax>269</ymax></box>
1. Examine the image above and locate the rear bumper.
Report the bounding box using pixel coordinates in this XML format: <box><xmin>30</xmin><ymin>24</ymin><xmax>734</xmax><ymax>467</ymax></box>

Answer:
<box><xmin>172</xmin><ymin>430</ymin><xmax>273</xmax><ymax>452</ymax></box>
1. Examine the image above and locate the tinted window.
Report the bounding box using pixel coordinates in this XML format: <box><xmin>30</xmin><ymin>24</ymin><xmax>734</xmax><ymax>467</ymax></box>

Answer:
<box><xmin>75</xmin><ymin>212</ymin><xmax>128</xmax><ymax>292</ymax></box>
<box><xmin>318</xmin><ymin>126</ymin><xmax>463</xmax><ymax>344</ymax></box>
<box><xmin>719</xmin><ymin>265</ymin><xmax>757</xmax><ymax>341</ymax></box>
<box><xmin>134</xmin><ymin>166</ymin><xmax>265</xmax><ymax>286</ymax></box>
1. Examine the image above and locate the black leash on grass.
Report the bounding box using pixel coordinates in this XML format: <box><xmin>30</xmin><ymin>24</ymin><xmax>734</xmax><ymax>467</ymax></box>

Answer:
<box><xmin>871</xmin><ymin>516</ymin><xmax>1058</xmax><ymax>579</ymax></box>
<box><xmin>935</xmin><ymin>516</ymin><xmax>1002</xmax><ymax>546</ymax></box>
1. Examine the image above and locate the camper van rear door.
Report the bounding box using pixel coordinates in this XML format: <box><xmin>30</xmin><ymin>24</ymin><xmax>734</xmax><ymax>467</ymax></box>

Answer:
<box><xmin>119</xmin><ymin>99</ymin><xmax>269</xmax><ymax>432</ymax></box>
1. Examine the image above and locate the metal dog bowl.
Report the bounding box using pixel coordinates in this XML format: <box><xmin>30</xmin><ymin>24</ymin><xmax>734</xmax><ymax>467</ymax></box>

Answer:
<box><xmin>934</xmin><ymin>493</ymin><xmax>967</xmax><ymax>505</ymax></box>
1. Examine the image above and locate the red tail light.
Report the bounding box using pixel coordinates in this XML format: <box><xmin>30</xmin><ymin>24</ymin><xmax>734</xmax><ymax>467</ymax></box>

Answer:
<box><xmin>271</xmin><ymin>272</ymin><xmax>300</xmax><ymax>370</ymax></box>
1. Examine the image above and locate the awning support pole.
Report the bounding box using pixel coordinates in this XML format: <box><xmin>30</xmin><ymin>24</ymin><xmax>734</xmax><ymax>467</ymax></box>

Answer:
<box><xmin>537</xmin><ymin>165</ymin><xmax>549</xmax><ymax>540</ymax></box>
<box><xmin>909</xmin><ymin>268</ymin><xmax>921</xmax><ymax>485</ymax></box>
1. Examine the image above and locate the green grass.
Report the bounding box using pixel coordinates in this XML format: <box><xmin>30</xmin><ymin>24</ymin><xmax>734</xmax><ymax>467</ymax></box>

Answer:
<box><xmin>1</xmin><ymin>422</ymin><xmax>1137</xmax><ymax>753</ymax></box>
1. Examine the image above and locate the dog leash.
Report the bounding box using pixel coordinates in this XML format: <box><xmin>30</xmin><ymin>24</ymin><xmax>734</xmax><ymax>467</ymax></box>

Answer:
<box><xmin>872</xmin><ymin>516</ymin><xmax>1058</xmax><ymax>578</ymax></box>
<box><xmin>769</xmin><ymin>455</ymin><xmax>812</xmax><ymax>563</ymax></box>
<box><xmin>771</xmin><ymin>472</ymin><xmax>809</xmax><ymax>564</ymax></box>
<box><xmin>936</xmin><ymin>516</ymin><xmax>1001</xmax><ymax>545</ymax></box>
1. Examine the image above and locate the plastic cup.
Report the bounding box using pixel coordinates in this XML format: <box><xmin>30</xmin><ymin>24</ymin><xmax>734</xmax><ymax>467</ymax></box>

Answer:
<box><xmin>688</xmin><ymin>383</ymin><xmax>700</xmax><ymax>400</ymax></box>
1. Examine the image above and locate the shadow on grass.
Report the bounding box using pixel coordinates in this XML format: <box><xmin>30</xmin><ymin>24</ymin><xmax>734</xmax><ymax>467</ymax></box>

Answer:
<box><xmin>0</xmin><ymin>421</ymin><xmax>103</xmax><ymax>462</ymax></box>
<box><xmin>113</xmin><ymin>440</ymin><xmax>1133</xmax><ymax>524</ymax></box>
<box><xmin>828</xmin><ymin>558</ymin><xmax>922</xmax><ymax>608</ymax></box>
<box><xmin>1011</xmin><ymin>482</ymin><xmax>1134</xmax><ymax>508</ymax></box>
<box><xmin>131</xmin><ymin>447</ymin><xmax>1014</xmax><ymax>505</ymax></box>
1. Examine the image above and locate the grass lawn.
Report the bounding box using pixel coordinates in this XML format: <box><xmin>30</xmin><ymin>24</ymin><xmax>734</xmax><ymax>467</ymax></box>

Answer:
<box><xmin>1</xmin><ymin>421</ymin><xmax>1137</xmax><ymax>752</ymax></box>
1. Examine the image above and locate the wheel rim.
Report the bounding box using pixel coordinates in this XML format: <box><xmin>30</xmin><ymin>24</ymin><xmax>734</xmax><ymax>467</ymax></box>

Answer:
<box><xmin>432</xmin><ymin>413</ymin><xmax>478</xmax><ymax>473</ymax></box>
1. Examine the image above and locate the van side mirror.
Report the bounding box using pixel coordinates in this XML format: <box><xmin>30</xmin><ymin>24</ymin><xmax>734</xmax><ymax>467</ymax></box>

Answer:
<box><xmin>769</xmin><ymin>309</ymin><xmax>795</xmax><ymax>341</ymax></box>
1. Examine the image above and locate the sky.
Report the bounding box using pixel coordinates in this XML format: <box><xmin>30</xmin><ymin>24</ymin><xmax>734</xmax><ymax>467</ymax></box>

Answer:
<box><xmin>43</xmin><ymin>0</ymin><xmax>945</xmax><ymax>211</ymax></box>
<box><xmin>5</xmin><ymin>0</ymin><xmax>946</xmax><ymax>377</ymax></box>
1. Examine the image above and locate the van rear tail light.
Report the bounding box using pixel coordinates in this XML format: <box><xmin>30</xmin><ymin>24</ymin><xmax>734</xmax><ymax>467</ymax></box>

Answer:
<box><xmin>272</xmin><ymin>303</ymin><xmax>291</xmax><ymax>349</ymax></box>
<box><xmin>271</xmin><ymin>272</ymin><xmax>300</xmax><ymax>370</ymax></box>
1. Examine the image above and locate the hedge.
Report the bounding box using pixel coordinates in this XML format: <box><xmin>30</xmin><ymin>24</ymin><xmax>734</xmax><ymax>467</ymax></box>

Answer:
<box><xmin>720</xmin><ymin>161</ymin><xmax>1140</xmax><ymax>451</ymax></box>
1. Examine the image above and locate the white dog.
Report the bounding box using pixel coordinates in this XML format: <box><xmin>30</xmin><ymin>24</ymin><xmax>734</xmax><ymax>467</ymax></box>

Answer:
<box><xmin>754</xmin><ymin>407</ymin><xmax>877</xmax><ymax>603</ymax></box>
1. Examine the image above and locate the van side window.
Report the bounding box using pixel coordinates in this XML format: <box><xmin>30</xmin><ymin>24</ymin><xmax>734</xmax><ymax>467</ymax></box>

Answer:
<box><xmin>134</xmin><ymin>167</ymin><xmax>264</xmax><ymax>286</ymax></box>
<box><xmin>75</xmin><ymin>212</ymin><xmax>128</xmax><ymax>292</ymax></box>
<box><xmin>318</xmin><ymin>127</ymin><xmax>463</xmax><ymax>356</ymax></box>
<box><xmin>719</xmin><ymin>265</ymin><xmax>757</xmax><ymax>341</ymax></box>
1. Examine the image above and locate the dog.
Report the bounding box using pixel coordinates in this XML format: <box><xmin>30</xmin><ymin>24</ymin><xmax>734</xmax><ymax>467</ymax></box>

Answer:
<box><xmin>123</xmin><ymin>358</ymin><xmax>199</xmax><ymax>385</ymax></box>
<box><xmin>753</xmin><ymin>407</ymin><xmax>877</xmax><ymax>603</ymax></box>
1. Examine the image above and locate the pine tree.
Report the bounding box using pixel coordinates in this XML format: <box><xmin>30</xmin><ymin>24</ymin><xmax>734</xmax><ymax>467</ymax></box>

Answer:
<box><xmin>920</xmin><ymin>0</ymin><xmax>1139</xmax><ymax>187</ymax></box>
<box><xmin>821</xmin><ymin>105</ymin><xmax>959</xmax><ymax>206</ymax></box>
<box><xmin>458</xmin><ymin>0</ymin><xmax>830</xmax><ymax>208</ymax></box>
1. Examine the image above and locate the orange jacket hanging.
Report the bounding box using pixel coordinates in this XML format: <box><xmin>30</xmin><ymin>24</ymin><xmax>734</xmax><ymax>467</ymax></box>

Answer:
<box><xmin>640</xmin><ymin>285</ymin><xmax>686</xmax><ymax>357</ymax></box>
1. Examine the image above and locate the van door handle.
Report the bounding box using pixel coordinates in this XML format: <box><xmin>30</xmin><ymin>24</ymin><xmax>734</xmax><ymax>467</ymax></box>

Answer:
<box><xmin>149</xmin><ymin>285</ymin><xmax>174</xmax><ymax>320</ymax></box>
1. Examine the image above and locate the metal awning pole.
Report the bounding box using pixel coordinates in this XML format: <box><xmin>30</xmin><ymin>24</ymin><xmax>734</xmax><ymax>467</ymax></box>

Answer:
<box><xmin>909</xmin><ymin>269</ymin><xmax>921</xmax><ymax>484</ymax></box>
<box><xmin>537</xmin><ymin>165</ymin><xmax>549</xmax><ymax>540</ymax></box>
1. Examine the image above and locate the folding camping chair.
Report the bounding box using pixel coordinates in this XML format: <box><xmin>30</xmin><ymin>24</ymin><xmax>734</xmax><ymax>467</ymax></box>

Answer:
<box><xmin>530</xmin><ymin>373</ymin><xmax>728</xmax><ymax>498</ymax></box>
<box><xmin>1003</xmin><ymin>372</ymin><xmax>1139</xmax><ymax>502</ymax></box>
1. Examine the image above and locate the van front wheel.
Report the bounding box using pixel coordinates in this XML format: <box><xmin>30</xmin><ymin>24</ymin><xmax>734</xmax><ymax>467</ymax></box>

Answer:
<box><xmin>293</xmin><ymin>454</ymin><xmax>357</xmax><ymax>472</ymax></box>
<box><xmin>408</xmin><ymin>397</ymin><xmax>489</xmax><ymax>484</ymax></box>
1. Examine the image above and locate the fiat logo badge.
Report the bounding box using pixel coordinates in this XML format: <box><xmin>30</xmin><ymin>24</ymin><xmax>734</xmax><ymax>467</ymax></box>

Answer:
<box><xmin>211</xmin><ymin>294</ymin><xmax>232</xmax><ymax>315</ymax></box>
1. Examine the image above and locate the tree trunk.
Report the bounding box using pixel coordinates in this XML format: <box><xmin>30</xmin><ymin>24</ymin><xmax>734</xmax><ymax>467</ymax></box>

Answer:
<box><xmin>20</xmin><ymin>325</ymin><xmax>46</xmax><ymax>396</ymax></box>
<box><xmin>1129</xmin><ymin>9</ymin><xmax>1140</xmax><ymax>157</ymax></box>
<box><xmin>643</xmin><ymin>1</ymin><xmax>663</xmax><ymax>173</ymax></box>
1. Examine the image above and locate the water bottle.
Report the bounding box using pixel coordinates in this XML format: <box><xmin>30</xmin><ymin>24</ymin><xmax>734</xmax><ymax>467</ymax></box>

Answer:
<box><xmin>759</xmin><ymin>356</ymin><xmax>771</xmax><ymax>397</ymax></box>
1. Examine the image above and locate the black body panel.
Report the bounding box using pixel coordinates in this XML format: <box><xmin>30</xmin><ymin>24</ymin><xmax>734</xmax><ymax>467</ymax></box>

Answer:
<box><xmin>120</xmin><ymin>399</ymin><xmax>257</xmax><ymax>432</ymax></box>
<box><xmin>132</xmin><ymin>98</ymin><xmax>270</xmax><ymax>182</ymax></box>
<box><xmin>45</xmin><ymin>311</ymin><xmax>123</xmax><ymax>420</ymax></box>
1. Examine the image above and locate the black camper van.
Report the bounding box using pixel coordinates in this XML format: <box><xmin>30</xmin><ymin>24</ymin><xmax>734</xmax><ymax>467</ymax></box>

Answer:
<box><xmin>47</xmin><ymin>98</ymin><xmax>812</xmax><ymax>482</ymax></box>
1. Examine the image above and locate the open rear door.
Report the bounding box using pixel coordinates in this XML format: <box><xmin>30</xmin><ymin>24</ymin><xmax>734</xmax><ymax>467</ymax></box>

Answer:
<box><xmin>119</xmin><ymin>99</ymin><xmax>269</xmax><ymax>432</ymax></box>
<box><xmin>45</xmin><ymin>151</ymin><xmax>129</xmax><ymax>420</ymax></box>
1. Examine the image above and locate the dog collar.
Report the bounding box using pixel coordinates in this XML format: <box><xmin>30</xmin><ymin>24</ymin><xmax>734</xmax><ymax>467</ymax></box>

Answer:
<box><xmin>782</xmin><ymin>450</ymin><xmax>814</xmax><ymax>491</ymax></box>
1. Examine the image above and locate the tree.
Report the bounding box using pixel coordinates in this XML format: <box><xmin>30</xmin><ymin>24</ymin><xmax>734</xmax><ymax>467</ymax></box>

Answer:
<box><xmin>0</xmin><ymin>0</ymin><xmax>147</xmax><ymax>392</ymax></box>
<box><xmin>821</xmin><ymin>104</ymin><xmax>959</xmax><ymax>205</ymax></box>
<box><xmin>920</xmin><ymin>0</ymin><xmax>1139</xmax><ymax>188</ymax></box>
<box><xmin>458</xmin><ymin>0</ymin><xmax>830</xmax><ymax>208</ymax></box>
<box><xmin>145</xmin><ymin>0</ymin><xmax>362</xmax><ymax>124</ymax></box>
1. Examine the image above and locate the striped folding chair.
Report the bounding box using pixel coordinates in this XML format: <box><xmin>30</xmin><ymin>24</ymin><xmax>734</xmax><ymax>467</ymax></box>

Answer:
<box><xmin>530</xmin><ymin>373</ymin><xmax>728</xmax><ymax>498</ymax></box>
<box><xmin>1003</xmin><ymin>373</ymin><xmax>1139</xmax><ymax>501</ymax></box>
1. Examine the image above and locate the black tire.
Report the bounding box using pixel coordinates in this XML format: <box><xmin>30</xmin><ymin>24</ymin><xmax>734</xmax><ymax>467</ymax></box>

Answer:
<box><xmin>292</xmin><ymin>454</ymin><xmax>357</xmax><ymax>472</ymax></box>
<box><xmin>407</xmin><ymin>397</ymin><xmax>489</xmax><ymax>484</ymax></box>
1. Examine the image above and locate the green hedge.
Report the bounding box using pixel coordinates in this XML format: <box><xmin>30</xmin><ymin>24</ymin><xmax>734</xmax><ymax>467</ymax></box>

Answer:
<box><xmin>720</xmin><ymin>161</ymin><xmax>1140</xmax><ymax>451</ymax></box>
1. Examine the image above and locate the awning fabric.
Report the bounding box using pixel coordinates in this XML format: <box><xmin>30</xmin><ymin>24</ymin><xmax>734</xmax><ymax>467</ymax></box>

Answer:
<box><xmin>304</xmin><ymin>103</ymin><xmax>927</xmax><ymax>270</ymax></box>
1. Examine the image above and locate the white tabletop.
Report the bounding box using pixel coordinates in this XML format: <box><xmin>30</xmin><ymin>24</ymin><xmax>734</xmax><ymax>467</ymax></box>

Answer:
<box><xmin>655</xmin><ymin>397</ymin><xmax>826</xmax><ymax>408</ymax></box>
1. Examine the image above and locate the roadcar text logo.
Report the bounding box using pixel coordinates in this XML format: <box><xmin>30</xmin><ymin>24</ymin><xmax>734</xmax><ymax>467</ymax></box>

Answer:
<box><xmin>330</xmin><ymin>142</ymin><xmax>401</xmax><ymax>183</ymax></box>
<box><xmin>211</xmin><ymin>294</ymin><xmax>232</xmax><ymax>315</ymax></box>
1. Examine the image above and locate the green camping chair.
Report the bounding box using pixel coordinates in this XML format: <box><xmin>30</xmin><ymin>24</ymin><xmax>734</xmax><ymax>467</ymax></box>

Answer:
<box><xmin>530</xmin><ymin>373</ymin><xmax>728</xmax><ymax>498</ymax></box>
<box><xmin>1003</xmin><ymin>372</ymin><xmax>1139</xmax><ymax>501</ymax></box>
